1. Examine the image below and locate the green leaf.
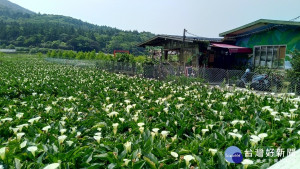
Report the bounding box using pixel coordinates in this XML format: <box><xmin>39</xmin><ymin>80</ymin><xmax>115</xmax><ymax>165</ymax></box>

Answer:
<box><xmin>143</xmin><ymin>137</ymin><xmax>153</xmax><ymax>154</ymax></box>
<box><xmin>193</xmin><ymin>155</ymin><xmax>206</xmax><ymax>169</ymax></box>
<box><xmin>217</xmin><ymin>152</ymin><xmax>227</xmax><ymax>169</ymax></box>
<box><xmin>86</xmin><ymin>152</ymin><xmax>93</xmax><ymax>163</ymax></box>
<box><xmin>118</xmin><ymin>150</ymin><xmax>127</xmax><ymax>160</ymax></box>
<box><xmin>144</xmin><ymin>156</ymin><xmax>157</xmax><ymax>169</ymax></box>
<box><xmin>108</xmin><ymin>163</ymin><xmax>116</xmax><ymax>169</ymax></box>
<box><xmin>133</xmin><ymin>161</ymin><xmax>145</xmax><ymax>169</ymax></box>
<box><xmin>94</xmin><ymin>153</ymin><xmax>108</xmax><ymax>158</ymax></box>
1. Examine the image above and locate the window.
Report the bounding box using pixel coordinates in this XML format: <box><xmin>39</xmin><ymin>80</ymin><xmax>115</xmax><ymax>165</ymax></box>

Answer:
<box><xmin>253</xmin><ymin>45</ymin><xmax>286</xmax><ymax>69</ymax></box>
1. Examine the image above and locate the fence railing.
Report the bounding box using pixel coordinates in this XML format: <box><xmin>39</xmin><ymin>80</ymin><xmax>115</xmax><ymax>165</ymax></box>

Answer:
<box><xmin>45</xmin><ymin>58</ymin><xmax>300</xmax><ymax>95</ymax></box>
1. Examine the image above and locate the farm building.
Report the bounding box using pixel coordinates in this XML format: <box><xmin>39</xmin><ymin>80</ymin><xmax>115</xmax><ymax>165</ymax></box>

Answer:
<box><xmin>138</xmin><ymin>35</ymin><xmax>253</xmax><ymax>70</ymax></box>
<box><xmin>220</xmin><ymin>19</ymin><xmax>300</xmax><ymax>69</ymax></box>
<box><xmin>139</xmin><ymin>19</ymin><xmax>300</xmax><ymax>70</ymax></box>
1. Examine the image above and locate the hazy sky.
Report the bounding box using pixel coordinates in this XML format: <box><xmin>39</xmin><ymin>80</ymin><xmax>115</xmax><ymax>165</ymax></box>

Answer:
<box><xmin>9</xmin><ymin>0</ymin><xmax>300</xmax><ymax>38</ymax></box>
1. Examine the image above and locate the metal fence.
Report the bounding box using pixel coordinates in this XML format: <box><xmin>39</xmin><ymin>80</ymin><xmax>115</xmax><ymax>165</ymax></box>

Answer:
<box><xmin>45</xmin><ymin>58</ymin><xmax>300</xmax><ymax>95</ymax></box>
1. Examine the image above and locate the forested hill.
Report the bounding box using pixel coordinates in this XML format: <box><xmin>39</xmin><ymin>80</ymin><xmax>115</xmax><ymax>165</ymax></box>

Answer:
<box><xmin>0</xmin><ymin>0</ymin><xmax>154</xmax><ymax>55</ymax></box>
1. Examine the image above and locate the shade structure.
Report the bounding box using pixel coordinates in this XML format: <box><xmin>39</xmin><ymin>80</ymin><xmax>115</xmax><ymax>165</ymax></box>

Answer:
<box><xmin>211</xmin><ymin>43</ymin><xmax>252</xmax><ymax>54</ymax></box>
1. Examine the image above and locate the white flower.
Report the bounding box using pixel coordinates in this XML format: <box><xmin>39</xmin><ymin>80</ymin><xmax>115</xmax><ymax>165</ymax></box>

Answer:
<box><xmin>228</xmin><ymin>132</ymin><xmax>237</xmax><ymax>139</ymax></box>
<box><xmin>290</xmin><ymin>109</ymin><xmax>297</xmax><ymax>113</ymax></box>
<box><xmin>123</xmin><ymin>159</ymin><xmax>131</xmax><ymax>166</ymax></box>
<box><xmin>42</xmin><ymin>126</ymin><xmax>51</xmax><ymax>133</ymax></box>
<box><xmin>126</xmin><ymin>105</ymin><xmax>133</xmax><ymax>113</ymax></box>
<box><xmin>93</xmin><ymin>135</ymin><xmax>102</xmax><ymax>143</ymax></box>
<box><xmin>139</xmin><ymin>127</ymin><xmax>144</xmax><ymax>133</ymax></box>
<box><xmin>177</xmin><ymin>97</ymin><xmax>185</xmax><ymax>101</ymax></box>
<box><xmin>137</xmin><ymin>122</ymin><xmax>145</xmax><ymax>127</ymax></box>
<box><xmin>94</xmin><ymin>132</ymin><xmax>102</xmax><ymax>136</ymax></box>
<box><xmin>297</xmin><ymin>130</ymin><xmax>300</xmax><ymax>135</ymax></box>
<box><xmin>44</xmin><ymin>163</ymin><xmax>60</xmax><ymax>169</ymax></box>
<box><xmin>28</xmin><ymin>117</ymin><xmax>41</xmax><ymax>124</ymax></box>
<box><xmin>0</xmin><ymin>147</ymin><xmax>6</xmax><ymax>160</ymax></box>
<box><xmin>66</xmin><ymin>141</ymin><xmax>74</xmax><ymax>146</ymax></box>
<box><xmin>163</xmin><ymin>107</ymin><xmax>168</xmax><ymax>113</ymax></box>
<box><xmin>27</xmin><ymin>146</ymin><xmax>38</xmax><ymax>157</ymax></box>
<box><xmin>119</xmin><ymin>118</ymin><xmax>125</xmax><ymax>123</ymax></box>
<box><xmin>289</xmin><ymin>121</ymin><xmax>295</xmax><ymax>127</ymax></box>
<box><xmin>16</xmin><ymin>113</ymin><xmax>24</xmax><ymax>119</ymax></box>
<box><xmin>231</xmin><ymin>120</ymin><xmax>239</xmax><ymax>125</ymax></box>
<box><xmin>239</xmin><ymin>120</ymin><xmax>245</xmax><ymax>125</ymax></box>
<box><xmin>113</xmin><ymin>123</ymin><xmax>119</xmax><ymax>128</ymax></box>
<box><xmin>113</xmin><ymin>123</ymin><xmax>118</xmax><ymax>135</ymax></box>
<box><xmin>241</xmin><ymin>159</ymin><xmax>253</xmax><ymax>169</ymax></box>
<box><xmin>1</xmin><ymin>118</ymin><xmax>13</xmax><ymax>122</ymax></box>
<box><xmin>71</xmin><ymin>127</ymin><xmax>77</xmax><ymax>133</ymax></box>
<box><xmin>209</xmin><ymin>148</ymin><xmax>217</xmax><ymax>156</ymax></box>
<box><xmin>235</xmin><ymin>134</ymin><xmax>243</xmax><ymax>140</ymax></box>
<box><xmin>258</xmin><ymin>133</ymin><xmax>268</xmax><ymax>141</ymax></box>
<box><xmin>20</xmin><ymin>141</ymin><xmax>27</xmax><ymax>148</ymax></box>
<box><xmin>270</xmin><ymin>111</ymin><xmax>278</xmax><ymax>117</ymax></box>
<box><xmin>233</xmin><ymin>129</ymin><xmax>238</xmax><ymax>133</ymax></box>
<box><xmin>17</xmin><ymin>132</ymin><xmax>25</xmax><ymax>141</ymax></box>
<box><xmin>124</xmin><ymin>100</ymin><xmax>131</xmax><ymax>104</ymax></box>
<box><xmin>287</xmin><ymin>128</ymin><xmax>294</xmax><ymax>133</ymax></box>
<box><xmin>250</xmin><ymin>135</ymin><xmax>261</xmax><ymax>142</ymax></box>
<box><xmin>45</xmin><ymin>106</ymin><xmax>52</xmax><ymax>112</ymax></box>
<box><xmin>171</xmin><ymin>135</ymin><xmax>177</xmax><ymax>142</ymax></box>
<box><xmin>171</xmin><ymin>152</ymin><xmax>178</xmax><ymax>158</ymax></box>
<box><xmin>11</xmin><ymin>127</ymin><xmax>19</xmax><ymax>134</ymax></box>
<box><xmin>60</xmin><ymin>121</ymin><xmax>66</xmax><ymax>126</ymax></box>
<box><xmin>124</xmin><ymin>141</ymin><xmax>132</xmax><ymax>153</ymax></box>
<box><xmin>183</xmin><ymin>155</ymin><xmax>195</xmax><ymax>166</ymax></box>
<box><xmin>58</xmin><ymin>135</ymin><xmax>67</xmax><ymax>144</ymax></box>
<box><xmin>202</xmin><ymin>129</ymin><xmax>209</xmax><ymax>135</ymax></box>
<box><xmin>175</xmin><ymin>104</ymin><xmax>184</xmax><ymax>109</ymax></box>
<box><xmin>107</xmin><ymin>111</ymin><xmax>118</xmax><ymax>118</ymax></box>
<box><xmin>132</xmin><ymin>116</ymin><xmax>138</xmax><ymax>122</ymax></box>
<box><xmin>60</xmin><ymin>129</ymin><xmax>67</xmax><ymax>135</ymax></box>
<box><xmin>152</xmin><ymin>128</ymin><xmax>159</xmax><ymax>135</ymax></box>
<box><xmin>76</xmin><ymin>132</ymin><xmax>81</xmax><ymax>137</ymax></box>
<box><xmin>161</xmin><ymin>131</ymin><xmax>169</xmax><ymax>139</ymax></box>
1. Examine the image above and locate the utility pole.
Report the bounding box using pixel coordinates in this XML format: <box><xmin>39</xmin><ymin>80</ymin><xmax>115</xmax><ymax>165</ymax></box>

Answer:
<box><xmin>183</xmin><ymin>28</ymin><xmax>187</xmax><ymax>43</ymax></box>
<box><xmin>182</xmin><ymin>29</ymin><xmax>187</xmax><ymax>69</ymax></box>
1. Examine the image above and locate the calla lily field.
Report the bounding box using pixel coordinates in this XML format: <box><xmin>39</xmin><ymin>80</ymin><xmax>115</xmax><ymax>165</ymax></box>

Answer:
<box><xmin>0</xmin><ymin>55</ymin><xmax>300</xmax><ymax>169</ymax></box>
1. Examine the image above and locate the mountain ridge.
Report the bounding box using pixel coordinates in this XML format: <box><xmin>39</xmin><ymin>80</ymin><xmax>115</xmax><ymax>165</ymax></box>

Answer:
<box><xmin>0</xmin><ymin>0</ymin><xmax>154</xmax><ymax>55</ymax></box>
<box><xmin>1</xmin><ymin>0</ymin><xmax>34</xmax><ymax>14</ymax></box>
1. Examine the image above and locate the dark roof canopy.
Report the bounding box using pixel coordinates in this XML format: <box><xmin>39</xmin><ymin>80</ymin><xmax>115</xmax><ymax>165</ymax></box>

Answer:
<box><xmin>138</xmin><ymin>34</ymin><xmax>222</xmax><ymax>47</ymax></box>
<box><xmin>220</xmin><ymin>19</ymin><xmax>300</xmax><ymax>38</ymax></box>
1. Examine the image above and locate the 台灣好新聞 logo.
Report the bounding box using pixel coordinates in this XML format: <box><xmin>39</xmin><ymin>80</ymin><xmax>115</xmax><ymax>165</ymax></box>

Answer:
<box><xmin>225</xmin><ymin>146</ymin><xmax>243</xmax><ymax>163</ymax></box>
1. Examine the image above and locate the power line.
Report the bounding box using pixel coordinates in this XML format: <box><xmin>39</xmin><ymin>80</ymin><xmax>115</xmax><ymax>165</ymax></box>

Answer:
<box><xmin>185</xmin><ymin>30</ymin><xmax>205</xmax><ymax>38</ymax></box>
<box><xmin>290</xmin><ymin>16</ymin><xmax>300</xmax><ymax>21</ymax></box>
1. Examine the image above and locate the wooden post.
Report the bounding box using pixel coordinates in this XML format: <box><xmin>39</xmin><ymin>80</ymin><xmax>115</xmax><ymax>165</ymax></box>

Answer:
<box><xmin>164</xmin><ymin>50</ymin><xmax>168</xmax><ymax>61</ymax></box>
<box><xmin>160</xmin><ymin>48</ymin><xmax>163</xmax><ymax>64</ymax></box>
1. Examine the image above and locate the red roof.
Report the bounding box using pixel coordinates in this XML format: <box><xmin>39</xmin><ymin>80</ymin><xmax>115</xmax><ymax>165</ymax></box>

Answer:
<box><xmin>211</xmin><ymin>43</ymin><xmax>252</xmax><ymax>54</ymax></box>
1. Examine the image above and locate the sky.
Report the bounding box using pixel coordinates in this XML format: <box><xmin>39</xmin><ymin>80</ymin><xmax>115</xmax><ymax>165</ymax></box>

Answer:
<box><xmin>9</xmin><ymin>0</ymin><xmax>300</xmax><ymax>38</ymax></box>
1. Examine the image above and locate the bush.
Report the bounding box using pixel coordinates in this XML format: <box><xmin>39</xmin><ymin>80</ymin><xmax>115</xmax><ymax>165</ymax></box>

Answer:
<box><xmin>134</xmin><ymin>55</ymin><xmax>147</xmax><ymax>63</ymax></box>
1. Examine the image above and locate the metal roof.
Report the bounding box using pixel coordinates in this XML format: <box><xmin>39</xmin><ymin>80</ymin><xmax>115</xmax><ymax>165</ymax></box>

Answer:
<box><xmin>138</xmin><ymin>34</ymin><xmax>222</xmax><ymax>47</ymax></box>
<box><xmin>219</xmin><ymin>19</ymin><xmax>300</xmax><ymax>38</ymax></box>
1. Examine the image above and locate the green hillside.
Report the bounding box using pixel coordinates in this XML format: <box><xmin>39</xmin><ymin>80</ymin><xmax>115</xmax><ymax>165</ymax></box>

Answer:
<box><xmin>0</xmin><ymin>0</ymin><xmax>34</xmax><ymax>15</ymax></box>
<box><xmin>0</xmin><ymin>0</ymin><xmax>154</xmax><ymax>55</ymax></box>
